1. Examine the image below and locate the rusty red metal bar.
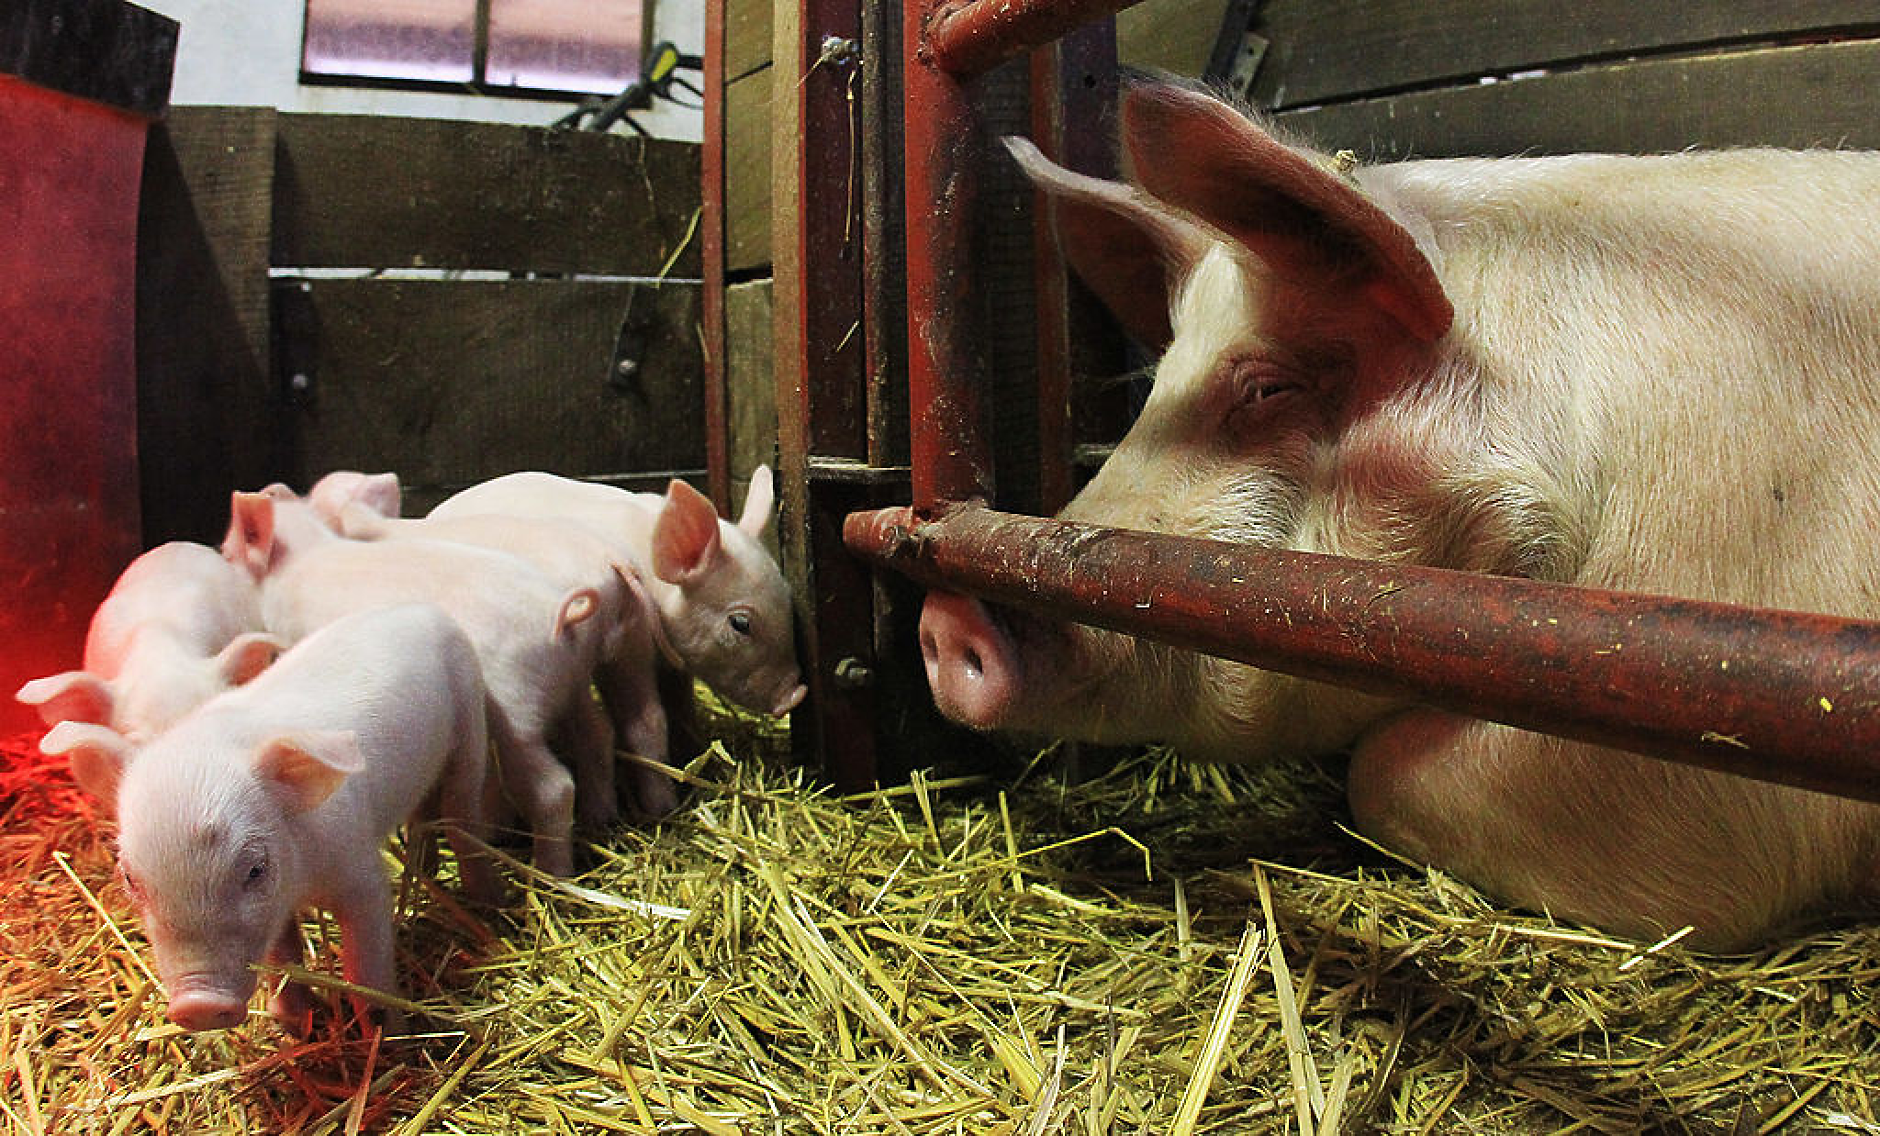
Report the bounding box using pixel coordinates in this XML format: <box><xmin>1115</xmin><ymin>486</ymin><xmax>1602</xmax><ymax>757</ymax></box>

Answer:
<box><xmin>700</xmin><ymin>0</ymin><xmax>730</xmax><ymax>515</ymax></box>
<box><xmin>927</xmin><ymin>0</ymin><xmax>1148</xmax><ymax>77</ymax></box>
<box><xmin>844</xmin><ymin>503</ymin><xmax>1880</xmax><ymax>803</ymax></box>
<box><xmin>904</xmin><ymin>1</ymin><xmax>995</xmax><ymax>509</ymax></box>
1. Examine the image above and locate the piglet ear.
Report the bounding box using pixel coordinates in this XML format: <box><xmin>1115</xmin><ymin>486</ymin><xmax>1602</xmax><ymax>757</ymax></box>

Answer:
<box><xmin>214</xmin><ymin>633</ymin><xmax>286</xmax><ymax>686</ymax></box>
<box><xmin>255</xmin><ymin>731</ymin><xmax>364</xmax><ymax>813</ymax></box>
<box><xmin>351</xmin><ymin>472</ymin><xmax>401</xmax><ymax>517</ymax></box>
<box><xmin>1120</xmin><ymin>83</ymin><xmax>1453</xmax><ymax>342</ymax></box>
<box><xmin>1005</xmin><ymin>135</ymin><xmax>1209</xmax><ymax>352</ymax></box>
<box><xmin>222</xmin><ymin>491</ymin><xmax>277</xmax><ymax>580</ymax></box>
<box><xmin>16</xmin><ymin>671</ymin><xmax>116</xmax><ymax>729</ymax></box>
<box><xmin>650</xmin><ymin>479</ymin><xmax>723</xmax><ymax>586</ymax></box>
<box><xmin>40</xmin><ymin>721</ymin><xmax>135</xmax><ymax>805</ymax></box>
<box><xmin>737</xmin><ymin>465</ymin><xmax>776</xmax><ymax>538</ymax></box>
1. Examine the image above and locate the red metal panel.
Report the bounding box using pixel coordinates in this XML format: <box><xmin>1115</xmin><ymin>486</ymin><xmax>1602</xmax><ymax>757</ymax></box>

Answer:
<box><xmin>845</xmin><ymin>503</ymin><xmax>1880</xmax><ymax>803</ymax></box>
<box><xmin>0</xmin><ymin>73</ymin><xmax>150</xmax><ymax>734</ymax></box>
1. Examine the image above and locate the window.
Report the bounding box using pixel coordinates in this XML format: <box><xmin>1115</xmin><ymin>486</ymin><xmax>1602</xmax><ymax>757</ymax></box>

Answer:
<box><xmin>302</xmin><ymin>0</ymin><xmax>643</xmax><ymax>98</ymax></box>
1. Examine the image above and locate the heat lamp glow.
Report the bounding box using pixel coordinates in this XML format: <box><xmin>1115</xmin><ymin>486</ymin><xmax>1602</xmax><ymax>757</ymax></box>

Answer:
<box><xmin>0</xmin><ymin>74</ymin><xmax>148</xmax><ymax>739</ymax></box>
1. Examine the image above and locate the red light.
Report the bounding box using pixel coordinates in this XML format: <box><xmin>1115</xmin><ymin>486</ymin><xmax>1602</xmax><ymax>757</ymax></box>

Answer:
<box><xmin>0</xmin><ymin>74</ymin><xmax>148</xmax><ymax>735</ymax></box>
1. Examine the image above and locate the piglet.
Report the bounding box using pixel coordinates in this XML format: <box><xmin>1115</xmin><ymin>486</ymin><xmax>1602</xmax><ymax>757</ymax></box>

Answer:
<box><xmin>304</xmin><ymin>470</ymin><xmax>402</xmax><ymax>528</ymax></box>
<box><xmin>16</xmin><ymin>542</ymin><xmax>282</xmax><ymax>745</ymax></box>
<box><xmin>428</xmin><ymin>467</ymin><xmax>807</xmax><ymax>722</ymax></box>
<box><xmin>42</xmin><ymin>602</ymin><xmax>497</xmax><ymax>1033</ymax></box>
<box><xmin>224</xmin><ymin>487</ymin><xmax>597</xmax><ymax>875</ymax></box>
<box><xmin>333</xmin><ymin>502</ymin><xmax>665</xmax><ymax>821</ymax></box>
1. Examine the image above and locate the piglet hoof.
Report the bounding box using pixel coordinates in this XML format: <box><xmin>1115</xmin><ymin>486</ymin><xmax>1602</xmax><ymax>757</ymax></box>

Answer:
<box><xmin>577</xmin><ymin>795</ymin><xmax>620</xmax><ymax>830</ymax></box>
<box><xmin>269</xmin><ymin>981</ymin><xmax>316</xmax><ymax>1038</ymax></box>
<box><xmin>460</xmin><ymin>862</ymin><xmax>513</xmax><ymax>909</ymax></box>
<box><xmin>534</xmin><ymin>840</ymin><xmax>575</xmax><ymax>878</ymax></box>
<box><xmin>630</xmin><ymin>766</ymin><xmax>681</xmax><ymax>819</ymax></box>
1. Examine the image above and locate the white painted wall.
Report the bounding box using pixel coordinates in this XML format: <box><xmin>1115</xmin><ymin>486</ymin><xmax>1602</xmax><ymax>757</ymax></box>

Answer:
<box><xmin>140</xmin><ymin>0</ymin><xmax>703</xmax><ymax>141</ymax></box>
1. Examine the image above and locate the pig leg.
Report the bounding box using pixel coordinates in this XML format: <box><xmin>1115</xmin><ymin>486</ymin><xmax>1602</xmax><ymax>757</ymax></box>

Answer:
<box><xmin>556</xmin><ymin>690</ymin><xmax>620</xmax><ymax>829</ymax></box>
<box><xmin>265</xmin><ymin>922</ymin><xmax>315</xmax><ymax>1035</ymax></box>
<box><xmin>434</xmin><ymin>734</ymin><xmax>503</xmax><ymax>905</ymax></box>
<box><xmin>596</xmin><ymin>657</ymin><xmax>676</xmax><ymax>818</ymax></box>
<box><xmin>333</xmin><ymin>875</ymin><xmax>403</xmax><ymax>1033</ymax></box>
<box><xmin>487</xmin><ymin>703</ymin><xmax>577</xmax><ymax>877</ymax></box>
<box><xmin>1346</xmin><ymin>710</ymin><xmax>1841</xmax><ymax>951</ymax></box>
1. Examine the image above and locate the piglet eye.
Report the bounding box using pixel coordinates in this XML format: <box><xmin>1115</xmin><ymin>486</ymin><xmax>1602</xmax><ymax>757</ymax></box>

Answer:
<box><xmin>118</xmin><ymin>863</ymin><xmax>145</xmax><ymax>902</ymax></box>
<box><xmin>728</xmin><ymin>612</ymin><xmax>753</xmax><ymax>636</ymax></box>
<box><xmin>245</xmin><ymin>858</ymin><xmax>269</xmax><ymax>889</ymax></box>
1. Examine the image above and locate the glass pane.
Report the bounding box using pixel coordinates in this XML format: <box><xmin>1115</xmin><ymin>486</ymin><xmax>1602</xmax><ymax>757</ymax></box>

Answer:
<box><xmin>487</xmin><ymin>0</ymin><xmax>641</xmax><ymax>95</ymax></box>
<box><xmin>303</xmin><ymin>0</ymin><xmax>478</xmax><ymax>85</ymax></box>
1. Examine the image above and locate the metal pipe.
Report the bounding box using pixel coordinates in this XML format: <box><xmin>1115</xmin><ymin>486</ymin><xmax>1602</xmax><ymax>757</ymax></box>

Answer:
<box><xmin>904</xmin><ymin>0</ymin><xmax>995</xmax><ymax>508</ymax></box>
<box><xmin>844</xmin><ymin>502</ymin><xmax>1880</xmax><ymax>804</ymax></box>
<box><xmin>926</xmin><ymin>0</ymin><xmax>1151</xmax><ymax>77</ymax></box>
<box><xmin>699</xmin><ymin>0</ymin><xmax>730</xmax><ymax>514</ymax></box>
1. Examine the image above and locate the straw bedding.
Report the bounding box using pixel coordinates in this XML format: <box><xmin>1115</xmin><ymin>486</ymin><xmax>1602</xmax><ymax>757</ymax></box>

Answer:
<box><xmin>3</xmin><ymin>705</ymin><xmax>1877</xmax><ymax>1134</ymax></box>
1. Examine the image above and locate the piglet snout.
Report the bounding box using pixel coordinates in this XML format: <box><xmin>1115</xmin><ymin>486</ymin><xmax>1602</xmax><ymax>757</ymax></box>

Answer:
<box><xmin>167</xmin><ymin>988</ymin><xmax>249</xmax><ymax>1032</ymax></box>
<box><xmin>772</xmin><ymin>683</ymin><xmax>808</xmax><ymax>717</ymax></box>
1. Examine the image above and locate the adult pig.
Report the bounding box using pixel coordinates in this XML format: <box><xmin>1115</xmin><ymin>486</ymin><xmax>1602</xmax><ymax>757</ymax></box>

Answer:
<box><xmin>42</xmin><ymin>602</ymin><xmax>497</xmax><ymax>1032</ymax></box>
<box><xmin>918</xmin><ymin>82</ymin><xmax>1880</xmax><ymax>950</ymax></box>
<box><xmin>429</xmin><ymin>467</ymin><xmax>807</xmax><ymax>721</ymax></box>
<box><xmin>16</xmin><ymin>542</ymin><xmax>282</xmax><ymax>745</ymax></box>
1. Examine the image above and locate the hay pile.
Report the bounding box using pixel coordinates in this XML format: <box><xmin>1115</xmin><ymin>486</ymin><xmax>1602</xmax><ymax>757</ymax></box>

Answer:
<box><xmin>3</xmin><ymin>708</ymin><xmax>1878</xmax><ymax>1134</ymax></box>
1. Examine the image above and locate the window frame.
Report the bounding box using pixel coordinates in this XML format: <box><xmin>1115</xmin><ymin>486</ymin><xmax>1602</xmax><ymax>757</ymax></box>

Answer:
<box><xmin>297</xmin><ymin>0</ymin><xmax>656</xmax><ymax>102</ymax></box>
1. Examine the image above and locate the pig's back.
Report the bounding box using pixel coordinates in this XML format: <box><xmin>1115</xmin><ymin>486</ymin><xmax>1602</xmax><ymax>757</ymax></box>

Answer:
<box><xmin>1376</xmin><ymin>149</ymin><xmax>1880</xmax><ymax>616</ymax></box>
<box><xmin>85</xmin><ymin>542</ymin><xmax>262</xmax><ymax>671</ymax></box>
<box><xmin>214</xmin><ymin>603</ymin><xmax>481</xmax><ymax>831</ymax></box>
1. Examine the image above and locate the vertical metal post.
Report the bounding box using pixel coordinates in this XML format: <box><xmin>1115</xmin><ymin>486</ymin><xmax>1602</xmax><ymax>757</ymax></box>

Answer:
<box><xmin>903</xmin><ymin>1</ymin><xmax>997</xmax><ymax>511</ymax></box>
<box><xmin>700</xmin><ymin>0</ymin><xmax>731</xmax><ymax>514</ymax></box>
<box><xmin>773</xmin><ymin>0</ymin><xmax>878</xmax><ymax>787</ymax></box>
<box><xmin>1026</xmin><ymin>19</ymin><xmax>1118</xmax><ymax>514</ymax></box>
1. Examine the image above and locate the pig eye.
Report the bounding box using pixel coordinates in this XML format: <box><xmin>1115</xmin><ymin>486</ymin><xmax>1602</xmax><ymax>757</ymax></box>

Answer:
<box><xmin>243</xmin><ymin>857</ymin><xmax>269</xmax><ymax>890</ymax></box>
<box><xmin>728</xmin><ymin>611</ymin><xmax>753</xmax><ymax>637</ymax></box>
<box><xmin>118</xmin><ymin>864</ymin><xmax>145</xmax><ymax>901</ymax></box>
<box><xmin>1231</xmin><ymin>363</ymin><xmax>1306</xmax><ymax>410</ymax></box>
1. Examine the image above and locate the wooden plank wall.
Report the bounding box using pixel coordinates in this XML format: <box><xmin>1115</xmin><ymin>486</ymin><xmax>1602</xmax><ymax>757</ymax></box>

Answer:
<box><xmin>1250</xmin><ymin>1</ymin><xmax>1880</xmax><ymax>155</ymax></box>
<box><xmin>137</xmin><ymin>111</ymin><xmax>703</xmax><ymax>541</ymax></box>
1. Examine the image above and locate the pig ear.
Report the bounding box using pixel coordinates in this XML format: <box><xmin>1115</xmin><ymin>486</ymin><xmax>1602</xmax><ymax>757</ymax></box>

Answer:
<box><xmin>650</xmin><ymin>479</ymin><xmax>723</xmax><ymax>586</ymax></box>
<box><xmin>16</xmin><ymin>671</ymin><xmax>116</xmax><ymax>728</ymax></box>
<box><xmin>222</xmin><ymin>491</ymin><xmax>277</xmax><ymax>579</ymax></box>
<box><xmin>1005</xmin><ymin>135</ymin><xmax>1209</xmax><ymax>352</ymax></box>
<box><xmin>1120</xmin><ymin>83</ymin><xmax>1453</xmax><ymax>342</ymax></box>
<box><xmin>214</xmin><ymin>633</ymin><xmax>286</xmax><ymax>686</ymax></box>
<box><xmin>351</xmin><ymin>472</ymin><xmax>401</xmax><ymax>517</ymax></box>
<box><xmin>254</xmin><ymin>731</ymin><xmax>364</xmax><ymax>813</ymax></box>
<box><xmin>40</xmin><ymin>721</ymin><xmax>135</xmax><ymax>803</ymax></box>
<box><xmin>335</xmin><ymin>499</ymin><xmax>392</xmax><ymax>540</ymax></box>
<box><xmin>737</xmin><ymin>465</ymin><xmax>776</xmax><ymax>537</ymax></box>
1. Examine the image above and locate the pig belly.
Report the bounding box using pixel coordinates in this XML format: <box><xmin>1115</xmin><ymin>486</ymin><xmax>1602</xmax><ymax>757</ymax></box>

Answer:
<box><xmin>1345</xmin><ymin>709</ymin><xmax>1880</xmax><ymax>950</ymax></box>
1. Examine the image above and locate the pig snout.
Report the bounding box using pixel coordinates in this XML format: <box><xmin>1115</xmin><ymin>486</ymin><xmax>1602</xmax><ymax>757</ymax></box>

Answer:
<box><xmin>167</xmin><ymin>987</ymin><xmax>250</xmax><ymax>1032</ymax></box>
<box><xmin>772</xmin><ymin>682</ymin><xmax>808</xmax><ymax>717</ymax></box>
<box><xmin>918</xmin><ymin>592</ymin><xmax>1022</xmax><ymax>729</ymax></box>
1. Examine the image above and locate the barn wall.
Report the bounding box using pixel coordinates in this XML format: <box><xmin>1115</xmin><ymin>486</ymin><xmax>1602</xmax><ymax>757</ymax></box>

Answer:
<box><xmin>137</xmin><ymin>108</ymin><xmax>703</xmax><ymax>542</ymax></box>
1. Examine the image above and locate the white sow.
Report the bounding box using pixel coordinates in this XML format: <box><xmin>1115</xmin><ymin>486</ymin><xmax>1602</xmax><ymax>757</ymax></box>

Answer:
<box><xmin>43</xmin><ymin>603</ymin><xmax>497</xmax><ymax>1032</ymax></box>
<box><xmin>918</xmin><ymin>81</ymin><xmax>1880</xmax><ymax>950</ymax></box>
